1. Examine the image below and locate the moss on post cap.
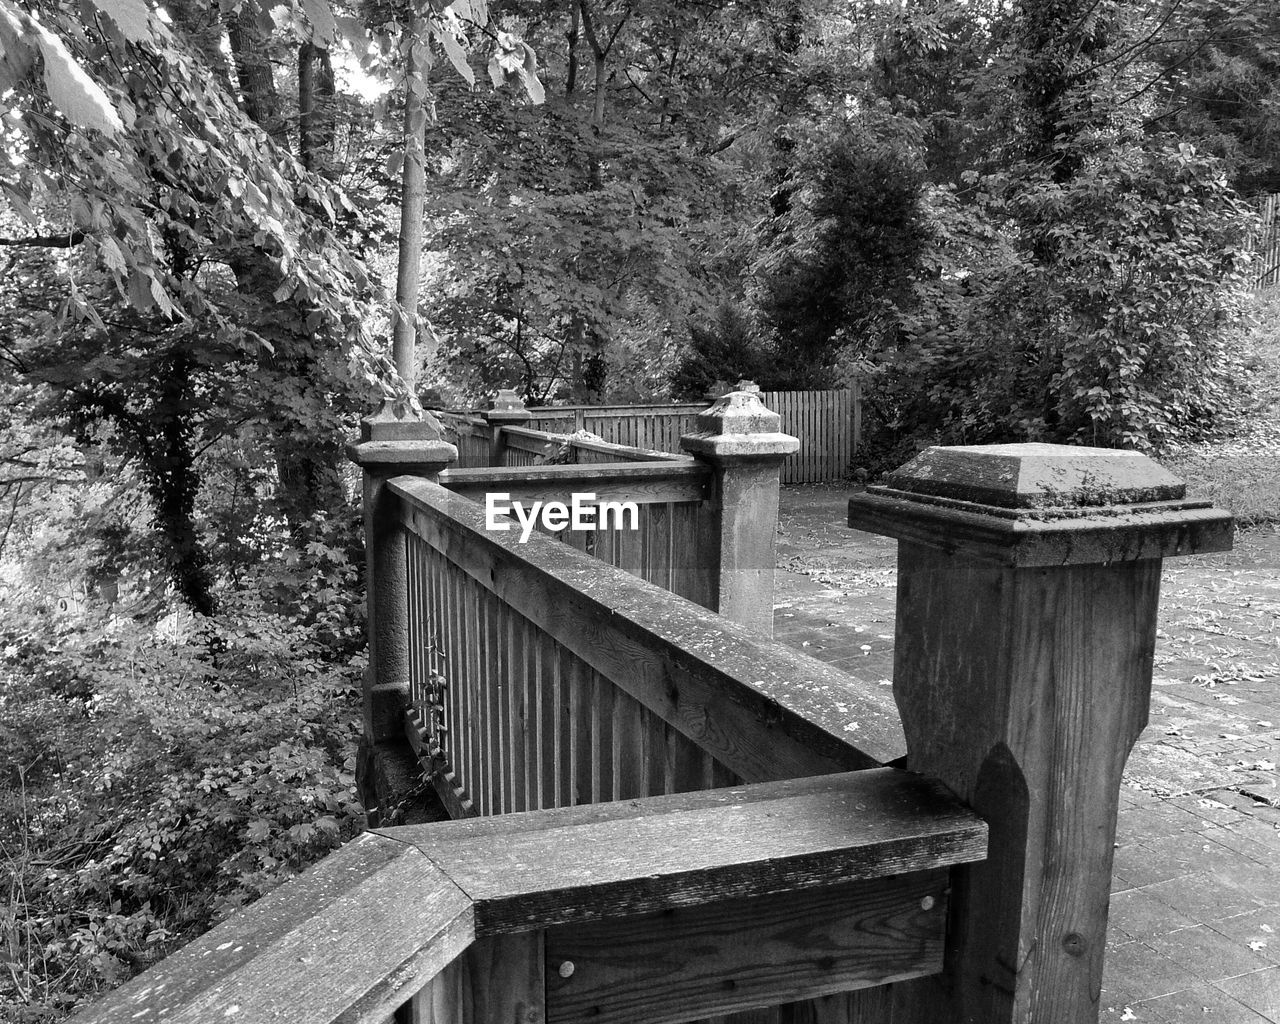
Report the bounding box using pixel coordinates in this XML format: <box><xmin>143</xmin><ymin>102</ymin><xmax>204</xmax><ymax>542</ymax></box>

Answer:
<box><xmin>883</xmin><ymin>443</ymin><xmax>1187</xmax><ymax>510</ymax></box>
<box><xmin>347</xmin><ymin>405</ymin><xmax>457</xmax><ymax>470</ymax></box>
<box><xmin>849</xmin><ymin>443</ymin><xmax>1233</xmax><ymax>566</ymax></box>
<box><xmin>680</xmin><ymin>390</ymin><xmax>800</xmax><ymax>460</ymax></box>
<box><xmin>484</xmin><ymin>388</ymin><xmax>532</xmax><ymax>425</ymax></box>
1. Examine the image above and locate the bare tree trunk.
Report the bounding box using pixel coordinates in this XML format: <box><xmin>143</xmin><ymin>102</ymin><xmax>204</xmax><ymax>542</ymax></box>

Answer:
<box><xmin>393</xmin><ymin>11</ymin><xmax>433</xmax><ymax>385</ymax></box>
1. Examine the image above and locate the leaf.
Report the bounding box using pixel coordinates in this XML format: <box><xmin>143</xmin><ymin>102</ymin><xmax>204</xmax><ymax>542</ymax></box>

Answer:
<box><xmin>334</xmin><ymin>15</ymin><xmax>365</xmax><ymax>49</ymax></box>
<box><xmin>299</xmin><ymin>0</ymin><xmax>336</xmax><ymax>47</ymax></box>
<box><xmin>0</xmin><ymin>7</ymin><xmax>34</xmax><ymax>93</ymax></box>
<box><xmin>246</xmin><ymin>819</ymin><xmax>271</xmax><ymax>841</ymax></box>
<box><xmin>486</xmin><ymin>54</ymin><xmax>503</xmax><ymax>88</ymax></box>
<box><xmin>435</xmin><ymin>25</ymin><xmax>473</xmax><ymax>86</ymax></box>
<box><xmin>30</xmin><ymin>20</ymin><xmax>123</xmax><ymax>134</ymax></box>
<box><xmin>515</xmin><ymin>42</ymin><xmax>543</xmax><ymax>105</ymax></box>
<box><xmin>447</xmin><ymin>0</ymin><xmax>486</xmax><ymax>23</ymax></box>
<box><xmin>98</xmin><ymin>236</ymin><xmax>127</xmax><ymax>274</ymax></box>
<box><xmin>86</xmin><ymin>0</ymin><xmax>151</xmax><ymax>43</ymax></box>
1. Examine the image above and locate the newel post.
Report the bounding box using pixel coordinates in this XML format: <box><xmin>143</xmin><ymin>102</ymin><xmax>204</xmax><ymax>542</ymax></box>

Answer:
<box><xmin>483</xmin><ymin>388</ymin><xmax>532</xmax><ymax>467</ymax></box>
<box><xmin>347</xmin><ymin>406</ymin><xmax>456</xmax><ymax>818</ymax></box>
<box><xmin>848</xmin><ymin>443</ymin><xmax>1233</xmax><ymax>1023</ymax></box>
<box><xmin>681</xmin><ymin>383</ymin><xmax>798</xmax><ymax>635</ymax></box>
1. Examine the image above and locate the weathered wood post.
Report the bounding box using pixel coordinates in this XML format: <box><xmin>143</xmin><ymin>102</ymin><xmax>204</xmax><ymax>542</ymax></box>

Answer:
<box><xmin>681</xmin><ymin>383</ymin><xmax>799</xmax><ymax>635</ymax></box>
<box><xmin>347</xmin><ymin>406</ymin><xmax>456</xmax><ymax>822</ymax></box>
<box><xmin>848</xmin><ymin>443</ymin><xmax>1233</xmax><ymax>1023</ymax></box>
<box><xmin>483</xmin><ymin>388</ymin><xmax>532</xmax><ymax>467</ymax></box>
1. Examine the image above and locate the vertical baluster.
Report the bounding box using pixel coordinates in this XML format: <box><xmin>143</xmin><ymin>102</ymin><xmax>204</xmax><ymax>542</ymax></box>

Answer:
<box><xmin>590</xmin><ymin>669</ymin><xmax>613</xmax><ymax>804</ymax></box>
<box><xmin>664</xmin><ymin>724</ymin><xmax>704</xmax><ymax>795</ymax></box>
<box><xmin>529</xmin><ymin>629</ymin><xmax>544</xmax><ymax>809</ymax></box>
<box><xmin>483</xmin><ymin>591</ymin><xmax>504</xmax><ymax>814</ymax></box>
<box><xmin>483</xmin><ymin>588</ymin><xmax>503</xmax><ymax>817</ymax></box>
<box><xmin>612</xmin><ymin>692</ymin><xmax>643</xmax><ymax>801</ymax></box>
<box><xmin>551</xmin><ymin>641</ymin><xmax>570</xmax><ymax>808</ymax></box>
<box><xmin>644</xmin><ymin>706</ymin><xmax>666</xmax><ymax>797</ymax></box>
<box><xmin>538</xmin><ymin>633</ymin><xmax>558</xmax><ymax>809</ymax></box>
<box><xmin>465</xmin><ymin>583</ymin><xmax>488</xmax><ymax>814</ymax></box>
<box><xmin>568</xmin><ymin>654</ymin><xmax>590</xmax><ymax>807</ymax></box>
<box><xmin>458</xmin><ymin>568</ymin><xmax>481</xmax><ymax>814</ymax></box>
<box><xmin>507</xmin><ymin>606</ymin><xmax>527</xmax><ymax>812</ymax></box>
<box><xmin>451</xmin><ymin>568</ymin><xmax>470</xmax><ymax>814</ymax></box>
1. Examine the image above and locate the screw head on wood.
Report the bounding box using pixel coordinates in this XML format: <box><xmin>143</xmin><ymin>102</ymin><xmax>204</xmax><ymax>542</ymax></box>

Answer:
<box><xmin>558</xmin><ymin>960</ymin><xmax>575</xmax><ymax>979</ymax></box>
<box><xmin>920</xmin><ymin>896</ymin><xmax>936</xmax><ymax>911</ymax></box>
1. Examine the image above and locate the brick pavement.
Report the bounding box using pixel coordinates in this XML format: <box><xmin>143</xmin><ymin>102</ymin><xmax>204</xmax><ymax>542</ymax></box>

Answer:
<box><xmin>773</xmin><ymin>486</ymin><xmax>1280</xmax><ymax>1023</ymax></box>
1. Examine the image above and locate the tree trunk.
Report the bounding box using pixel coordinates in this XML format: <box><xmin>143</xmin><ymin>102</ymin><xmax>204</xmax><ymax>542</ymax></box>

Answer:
<box><xmin>147</xmin><ymin>348</ymin><xmax>217</xmax><ymax>616</ymax></box>
<box><xmin>226</xmin><ymin>0</ymin><xmax>288</xmax><ymax>144</ymax></box>
<box><xmin>393</xmin><ymin>10</ymin><xmax>432</xmax><ymax>384</ymax></box>
<box><xmin>227</xmin><ymin>17</ymin><xmax>348</xmax><ymax>530</ymax></box>
<box><xmin>299</xmin><ymin>42</ymin><xmax>336</xmax><ymax>176</ymax></box>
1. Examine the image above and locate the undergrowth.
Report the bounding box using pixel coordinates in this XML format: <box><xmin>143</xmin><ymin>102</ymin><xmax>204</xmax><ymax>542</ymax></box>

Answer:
<box><xmin>1161</xmin><ymin>288</ymin><xmax>1280</xmax><ymax>528</ymax></box>
<box><xmin>0</xmin><ymin>526</ymin><xmax>367</xmax><ymax>1020</ymax></box>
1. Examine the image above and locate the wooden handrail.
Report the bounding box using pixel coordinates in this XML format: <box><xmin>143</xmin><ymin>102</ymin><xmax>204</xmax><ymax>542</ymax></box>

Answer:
<box><xmin>390</xmin><ymin>476</ymin><xmax>905</xmax><ymax>775</ymax></box>
<box><xmin>499</xmin><ymin>425</ymin><xmax>687</xmax><ymax>464</ymax></box>
<box><xmin>67</xmin><ymin>771</ymin><xmax>985</xmax><ymax>1024</ymax></box>
<box><xmin>64</xmin><ymin>832</ymin><xmax>475</xmax><ymax>1024</ymax></box>
<box><xmin>438</xmin><ymin>462</ymin><xmax>711</xmax><ymax>505</ymax></box>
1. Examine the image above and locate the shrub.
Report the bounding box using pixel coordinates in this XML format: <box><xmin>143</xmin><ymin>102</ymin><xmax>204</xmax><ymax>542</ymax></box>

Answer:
<box><xmin>0</xmin><ymin>530</ymin><xmax>366</xmax><ymax>1019</ymax></box>
<box><xmin>863</xmin><ymin>135</ymin><xmax>1255</xmax><ymax>461</ymax></box>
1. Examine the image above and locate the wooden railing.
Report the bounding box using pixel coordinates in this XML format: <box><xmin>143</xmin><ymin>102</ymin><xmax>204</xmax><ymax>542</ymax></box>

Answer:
<box><xmin>497</xmin><ymin>425</ymin><xmax>684</xmax><ymax>467</ymax></box>
<box><xmin>436</xmin><ymin>462</ymin><xmax>716</xmax><ymax>605</ymax></box>
<box><xmin>395</xmin><ymin>475</ymin><xmax>904</xmax><ymax>820</ymax></box>
<box><xmin>437</xmin><ymin>384</ymin><xmax>861</xmax><ymax>483</ymax></box>
<box><xmin>66</xmin><ymin>771</ymin><xmax>984</xmax><ymax>1024</ymax></box>
<box><xmin>65</xmin><ymin>392</ymin><xmax>1237</xmax><ymax>1024</ymax></box>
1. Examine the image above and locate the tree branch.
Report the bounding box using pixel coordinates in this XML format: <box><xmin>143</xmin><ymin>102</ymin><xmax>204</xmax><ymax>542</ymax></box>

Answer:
<box><xmin>0</xmin><ymin>231</ymin><xmax>86</xmax><ymax>248</ymax></box>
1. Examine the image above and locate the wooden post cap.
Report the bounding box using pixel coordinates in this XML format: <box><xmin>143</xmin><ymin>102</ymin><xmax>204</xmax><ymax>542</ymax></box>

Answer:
<box><xmin>347</xmin><ymin>404</ymin><xmax>457</xmax><ymax>469</ymax></box>
<box><xmin>848</xmin><ymin>442</ymin><xmax>1233</xmax><ymax>566</ymax></box>
<box><xmin>484</xmin><ymin>389</ymin><xmax>532</xmax><ymax>425</ymax></box>
<box><xmin>680</xmin><ymin>390</ymin><xmax>799</xmax><ymax>461</ymax></box>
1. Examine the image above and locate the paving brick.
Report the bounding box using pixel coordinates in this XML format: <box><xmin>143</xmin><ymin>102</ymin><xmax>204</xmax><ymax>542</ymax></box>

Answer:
<box><xmin>1119</xmin><ymin>802</ymin><xmax>1208</xmax><ymax>841</ymax></box>
<box><xmin>1142</xmin><ymin>872</ymin><xmax>1269</xmax><ymax>924</ymax></box>
<box><xmin>1171</xmin><ymin>792</ymin><xmax>1251</xmax><ymax>827</ymax></box>
<box><xmin>1206</xmin><ymin>909</ymin><xmax>1280</xmax><ymax>966</ymax></box>
<box><xmin>1110</xmin><ymin>888</ymin><xmax>1199</xmax><ymax>942</ymax></box>
<box><xmin>1148</xmin><ymin>924</ymin><xmax>1273</xmax><ymax>981</ymax></box>
<box><xmin>1214</xmin><ymin>967</ymin><xmax>1280</xmax><ymax>1020</ymax></box>
<box><xmin>1103</xmin><ymin>939</ymin><xmax>1199</xmax><ymax>1002</ymax></box>
<box><xmin>1117</xmin><ymin>833</ymin><xmax>1236</xmax><ymax>888</ymax></box>
<box><xmin>1139</xmin><ymin>982</ymin><xmax>1274</xmax><ymax>1023</ymax></box>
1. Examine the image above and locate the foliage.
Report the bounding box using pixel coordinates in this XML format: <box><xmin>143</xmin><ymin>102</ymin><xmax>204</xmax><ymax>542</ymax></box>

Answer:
<box><xmin>751</xmin><ymin>113</ymin><xmax>930</xmax><ymax>389</ymax></box>
<box><xmin>0</xmin><ymin>518</ymin><xmax>365</xmax><ymax>1020</ymax></box>
<box><xmin>862</xmin><ymin>137</ymin><xmax>1255</xmax><ymax>457</ymax></box>
<box><xmin>420</xmin><ymin>0</ymin><xmax>831</xmax><ymax>403</ymax></box>
<box><xmin>669</xmin><ymin>302</ymin><xmax>774</xmax><ymax>400</ymax></box>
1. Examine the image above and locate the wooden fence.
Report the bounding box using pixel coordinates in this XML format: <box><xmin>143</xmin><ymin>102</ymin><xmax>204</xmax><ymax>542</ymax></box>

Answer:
<box><xmin>1251</xmin><ymin>192</ymin><xmax>1280</xmax><ymax>290</ymax></box>
<box><xmin>439</xmin><ymin>386</ymin><xmax>860</xmax><ymax>483</ymax></box>
<box><xmin>68</xmin><ymin>421</ymin><xmax>1236</xmax><ymax>1024</ymax></box>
